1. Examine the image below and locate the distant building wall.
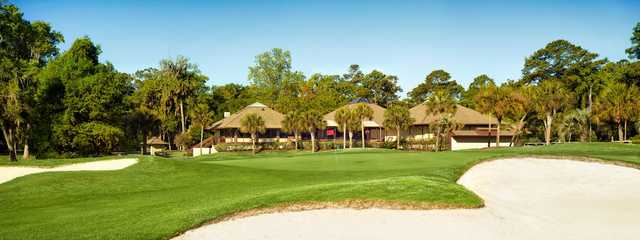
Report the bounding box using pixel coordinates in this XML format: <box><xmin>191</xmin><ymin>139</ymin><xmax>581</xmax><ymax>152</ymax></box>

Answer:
<box><xmin>451</xmin><ymin>136</ymin><xmax>512</xmax><ymax>150</ymax></box>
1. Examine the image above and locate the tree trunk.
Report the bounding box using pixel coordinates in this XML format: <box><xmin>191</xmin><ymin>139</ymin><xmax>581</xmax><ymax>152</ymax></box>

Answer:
<box><xmin>618</xmin><ymin>121</ymin><xmax>624</xmax><ymax>143</ymax></box>
<box><xmin>545</xmin><ymin>113</ymin><xmax>553</xmax><ymax>145</ymax></box>
<box><xmin>488</xmin><ymin>122</ymin><xmax>492</xmax><ymax>148</ymax></box>
<box><xmin>343</xmin><ymin>123</ymin><xmax>347</xmax><ymax>150</ymax></box>
<box><xmin>349</xmin><ymin>131</ymin><xmax>353</xmax><ymax>149</ymax></box>
<box><xmin>624</xmin><ymin>120</ymin><xmax>627</xmax><ymax>141</ymax></box>
<box><xmin>510</xmin><ymin>115</ymin><xmax>527</xmax><ymax>147</ymax></box>
<box><xmin>23</xmin><ymin>143</ymin><xmax>29</xmax><ymax>160</ymax></box>
<box><xmin>180</xmin><ymin>101</ymin><xmax>186</xmax><ymax>133</ymax></box>
<box><xmin>200</xmin><ymin>125</ymin><xmax>204</xmax><ymax>148</ymax></box>
<box><xmin>588</xmin><ymin>85</ymin><xmax>593</xmax><ymax>142</ymax></box>
<box><xmin>435</xmin><ymin>127</ymin><xmax>441</xmax><ymax>152</ymax></box>
<box><xmin>496</xmin><ymin>118</ymin><xmax>501</xmax><ymax>148</ymax></box>
<box><xmin>252</xmin><ymin>133</ymin><xmax>256</xmax><ymax>155</ymax></box>
<box><xmin>361</xmin><ymin>120</ymin><xmax>365</xmax><ymax>149</ymax></box>
<box><xmin>2</xmin><ymin>127</ymin><xmax>17</xmax><ymax>162</ymax></box>
<box><xmin>396</xmin><ymin>128</ymin><xmax>400</xmax><ymax>149</ymax></box>
<box><xmin>22</xmin><ymin>123</ymin><xmax>30</xmax><ymax>160</ymax></box>
<box><xmin>294</xmin><ymin>131</ymin><xmax>299</xmax><ymax>150</ymax></box>
<box><xmin>141</xmin><ymin>132</ymin><xmax>147</xmax><ymax>155</ymax></box>
<box><xmin>310</xmin><ymin>130</ymin><xmax>316</xmax><ymax>153</ymax></box>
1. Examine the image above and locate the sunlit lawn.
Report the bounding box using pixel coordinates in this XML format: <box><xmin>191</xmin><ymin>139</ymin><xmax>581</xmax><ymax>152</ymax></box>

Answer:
<box><xmin>0</xmin><ymin>143</ymin><xmax>639</xmax><ymax>240</ymax></box>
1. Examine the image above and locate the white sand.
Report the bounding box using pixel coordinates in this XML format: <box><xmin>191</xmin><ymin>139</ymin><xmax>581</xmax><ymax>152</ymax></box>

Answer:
<box><xmin>0</xmin><ymin>158</ymin><xmax>137</xmax><ymax>184</ymax></box>
<box><xmin>174</xmin><ymin>158</ymin><xmax>640</xmax><ymax>240</ymax></box>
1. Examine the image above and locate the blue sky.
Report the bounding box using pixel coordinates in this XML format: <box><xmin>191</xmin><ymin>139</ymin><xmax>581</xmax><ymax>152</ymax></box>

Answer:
<box><xmin>16</xmin><ymin>0</ymin><xmax>640</xmax><ymax>96</ymax></box>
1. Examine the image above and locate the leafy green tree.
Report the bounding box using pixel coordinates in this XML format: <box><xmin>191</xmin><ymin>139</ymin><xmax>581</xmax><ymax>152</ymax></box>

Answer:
<box><xmin>408</xmin><ymin>69</ymin><xmax>464</xmax><ymax>105</ymax></box>
<box><xmin>475</xmin><ymin>84</ymin><xmax>510</xmax><ymax>147</ymax></box>
<box><xmin>299</xmin><ymin>73</ymin><xmax>350</xmax><ymax>114</ymax></box>
<box><xmin>34</xmin><ymin>37</ymin><xmax>132</xmax><ymax>156</ymax></box>
<box><xmin>210</xmin><ymin>83</ymin><xmax>256</xmax><ymax>120</ymax></box>
<box><xmin>68</xmin><ymin>122</ymin><xmax>124</xmax><ymax>156</ymax></box>
<box><xmin>300</xmin><ymin>110</ymin><xmax>325</xmax><ymax>153</ymax></box>
<box><xmin>189</xmin><ymin>102</ymin><xmax>214</xmax><ymax>149</ymax></box>
<box><xmin>158</xmin><ymin>56</ymin><xmax>208</xmax><ymax>133</ymax></box>
<box><xmin>460</xmin><ymin>74</ymin><xmax>495</xmax><ymax>108</ymax></box>
<box><xmin>503</xmin><ymin>83</ymin><xmax>533</xmax><ymax>145</ymax></box>
<box><xmin>281</xmin><ymin>111</ymin><xmax>304</xmax><ymax>150</ymax></box>
<box><xmin>424</xmin><ymin>90</ymin><xmax>457</xmax><ymax>151</ymax></box>
<box><xmin>522</xmin><ymin>40</ymin><xmax>600</xmax><ymax>84</ymax></box>
<box><xmin>248</xmin><ymin>48</ymin><xmax>294</xmax><ymax>107</ymax></box>
<box><xmin>626</xmin><ymin>22</ymin><xmax>640</xmax><ymax>60</ymax></box>
<box><xmin>353</xmin><ymin>103</ymin><xmax>374</xmax><ymax>149</ymax></box>
<box><xmin>358</xmin><ymin>70</ymin><xmax>402</xmax><ymax>107</ymax></box>
<box><xmin>125</xmin><ymin>99</ymin><xmax>159</xmax><ymax>155</ymax></box>
<box><xmin>0</xmin><ymin>3</ymin><xmax>63</xmax><ymax>160</ymax></box>
<box><xmin>558</xmin><ymin>109</ymin><xmax>589</xmax><ymax>142</ymax></box>
<box><xmin>594</xmin><ymin>82</ymin><xmax>640</xmax><ymax>142</ymax></box>
<box><xmin>240</xmin><ymin>113</ymin><xmax>266</xmax><ymax>155</ymax></box>
<box><xmin>383</xmin><ymin>103</ymin><xmax>414</xmax><ymax>149</ymax></box>
<box><xmin>273</xmin><ymin>71</ymin><xmax>305</xmax><ymax>114</ymax></box>
<box><xmin>533</xmin><ymin>81</ymin><xmax>573</xmax><ymax>145</ymax></box>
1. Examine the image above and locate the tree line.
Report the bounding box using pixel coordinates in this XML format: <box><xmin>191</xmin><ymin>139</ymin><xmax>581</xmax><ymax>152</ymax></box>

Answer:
<box><xmin>1</xmin><ymin>3</ymin><xmax>640</xmax><ymax>160</ymax></box>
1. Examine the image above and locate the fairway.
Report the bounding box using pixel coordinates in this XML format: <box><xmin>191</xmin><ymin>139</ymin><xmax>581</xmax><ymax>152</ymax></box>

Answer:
<box><xmin>176</xmin><ymin>158</ymin><xmax>640</xmax><ymax>240</ymax></box>
<box><xmin>1</xmin><ymin>143</ymin><xmax>640</xmax><ymax>240</ymax></box>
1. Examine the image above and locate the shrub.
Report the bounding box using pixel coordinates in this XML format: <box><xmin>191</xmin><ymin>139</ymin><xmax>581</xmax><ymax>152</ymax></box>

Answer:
<box><xmin>71</xmin><ymin>122</ymin><xmax>124</xmax><ymax>155</ymax></box>
<box><xmin>631</xmin><ymin>135</ymin><xmax>640</xmax><ymax>144</ymax></box>
<box><xmin>214</xmin><ymin>142</ymin><xmax>290</xmax><ymax>152</ymax></box>
<box><xmin>174</xmin><ymin>132</ymin><xmax>194</xmax><ymax>150</ymax></box>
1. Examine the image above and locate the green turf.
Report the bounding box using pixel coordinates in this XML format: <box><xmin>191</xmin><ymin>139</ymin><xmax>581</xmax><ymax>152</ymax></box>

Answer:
<box><xmin>0</xmin><ymin>143</ymin><xmax>639</xmax><ymax>240</ymax></box>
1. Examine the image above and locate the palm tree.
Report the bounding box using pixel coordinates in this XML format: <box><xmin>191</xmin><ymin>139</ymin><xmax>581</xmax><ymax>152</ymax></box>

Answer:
<box><xmin>240</xmin><ymin>113</ymin><xmax>266</xmax><ymax>155</ymax></box>
<box><xmin>353</xmin><ymin>103</ymin><xmax>373</xmax><ymax>149</ymax></box>
<box><xmin>346</xmin><ymin>110</ymin><xmax>360</xmax><ymax>149</ymax></box>
<box><xmin>282</xmin><ymin>111</ymin><xmax>304</xmax><ymax>150</ymax></box>
<box><xmin>424</xmin><ymin>90</ymin><xmax>457</xmax><ymax>151</ymax></box>
<box><xmin>159</xmin><ymin>56</ymin><xmax>206</xmax><ymax>134</ymax></box>
<box><xmin>189</xmin><ymin>103</ymin><xmax>214</xmax><ymax>151</ymax></box>
<box><xmin>334</xmin><ymin>108</ymin><xmax>351</xmax><ymax>150</ymax></box>
<box><xmin>433</xmin><ymin>113</ymin><xmax>464</xmax><ymax>147</ymax></box>
<box><xmin>564</xmin><ymin>109</ymin><xmax>589</xmax><ymax>142</ymax></box>
<box><xmin>533</xmin><ymin>81</ymin><xmax>572</xmax><ymax>145</ymax></box>
<box><xmin>383</xmin><ymin>103</ymin><xmax>414</xmax><ymax>149</ymax></box>
<box><xmin>504</xmin><ymin>84</ymin><xmax>533</xmax><ymax>146</ymax></box>
<box><xmin>475</xmin><ymin>84</ymin><xmax>510</xmax><ymax>147</ymax></box>
<box><xmin>300</xmin><ymin>110</ymin><xmax>325</xmax><ymax>153</ymax></box>
<box><xmin>595</xmin><ymin>82</ymin><xmax>639</xmax><ymax>142</ymax></box>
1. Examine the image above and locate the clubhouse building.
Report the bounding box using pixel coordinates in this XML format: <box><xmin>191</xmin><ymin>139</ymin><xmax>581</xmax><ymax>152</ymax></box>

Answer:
<box><xmin>203</xmin><ymin>100</ymin><xmax>514</xmax><ymax>152</ymax></box>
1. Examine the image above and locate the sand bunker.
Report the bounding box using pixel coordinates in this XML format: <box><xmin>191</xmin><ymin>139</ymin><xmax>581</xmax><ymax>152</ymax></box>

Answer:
<box><xmin>0</xmin><ymin>158</ymin><xmax>137</xmax><ymax>184</ymax></box>
<box><xmin>174</xmin><ymin>158</ymin><xmax>640</xmax><ymax>240</ymax></box>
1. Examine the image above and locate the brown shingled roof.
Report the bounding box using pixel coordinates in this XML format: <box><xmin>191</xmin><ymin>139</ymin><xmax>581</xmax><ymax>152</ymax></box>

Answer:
<box><xmin>409</xmin><ymin>104</ymin><xmax>499</xmax><ymax>125</ymax></box>
<box><xmin>208</xmin><ymin>102</ymin><xmax>284</xmax><ymax>129</ymax></box>
<box><xmin>146</xmin><ymin>136</ymin><xmax>168</xmax><ymax>145</ymax></box>
<box><xmin>324</xmin><ymin>102</ymin><xmax>387</xmax><ymax>128</ymax></box>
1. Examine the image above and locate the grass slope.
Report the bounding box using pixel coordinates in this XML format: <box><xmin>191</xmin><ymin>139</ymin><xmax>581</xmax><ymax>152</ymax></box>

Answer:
<box><xmin>0</xmin><ymin>143</ymin><xmax>639</xmax><ymax>239</ymax></box>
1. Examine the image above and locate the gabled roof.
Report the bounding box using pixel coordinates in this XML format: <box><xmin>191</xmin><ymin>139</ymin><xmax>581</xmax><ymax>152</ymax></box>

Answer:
<box><xmin>146</xmin><ymin>136</ymin><xmax>168</xmax><ymax>145</ymax></box>
<box><xmin>410</xmin><ymin>104</ymin><xmax>498</xmax><ymax>125</ymax></box>
<box><xmin>208</xmin><ymin>102</ymin><xmax>284</xmax><ymax>130</ymax></box>
<box><xmin>324</xmin><ymin>102</ymin><xmax>386</xmax><ymax>128</ymax></box>
<box><xmin>190</xmin><ymin>136</ymin><xmax>216</xmax><ymax>148</ymax></box>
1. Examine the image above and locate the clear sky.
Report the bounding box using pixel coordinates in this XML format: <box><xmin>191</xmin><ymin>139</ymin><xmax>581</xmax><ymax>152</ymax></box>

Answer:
<box><xmin>16</xmin><ymin>0</ymin><xmax>640</xmax><ymax>96</ymax></box>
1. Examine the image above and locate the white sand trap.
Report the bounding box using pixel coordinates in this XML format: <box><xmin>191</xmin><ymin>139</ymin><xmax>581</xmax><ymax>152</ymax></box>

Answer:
<box><xmin>174</xmin><ymin>158</ymin><xmax>640</xmax><ymax>240</ymax></box>
<box><xmin>0</xmin><ymin>158</ymin><xmax>137</xmax><ymax>184</ymax></box>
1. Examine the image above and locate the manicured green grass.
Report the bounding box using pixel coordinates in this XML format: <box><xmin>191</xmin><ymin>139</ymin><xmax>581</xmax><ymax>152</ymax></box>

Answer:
<box><xmin>0</xmin><ymin>154</ymin><xmax>139</xmax><ymax>167</ymax></box>
<box><xmin>0</xmin><ymin>143</ymin><xmax>639</xmax><ymax>239</ymax></box>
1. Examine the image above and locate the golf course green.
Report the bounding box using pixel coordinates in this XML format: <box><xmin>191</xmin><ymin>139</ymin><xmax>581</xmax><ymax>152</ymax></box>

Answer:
<box><xmin>1</xmin><ymin>143</ymin><xmax>639</xmax><ymax>240</ymax></box>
